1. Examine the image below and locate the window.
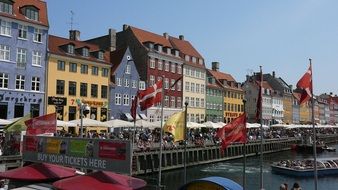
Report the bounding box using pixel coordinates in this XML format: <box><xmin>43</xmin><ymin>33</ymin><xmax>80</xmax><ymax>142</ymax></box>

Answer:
<box><xmin>199</xmin><ymin>59</ymin><xmax>204</xmax><ymax>65</ymax></box>
<box><xmin>177</xmin><ymin>97</ymin><xmax>182</xmax><ymax>108</ymax></box>
<box><xmin>164</xmin><ymin>78</ymin><xmax>169</xmax><ymax>89</ymax></box>
<box><xmin>164</xmin><ymin>96</ymin><xmax>169</xmax><ymax>107</ymax></box>
<box><xmin>31</xmin><ymin>76</ymin><xmax>40</xmax><ymax>91</ymax></box>
<box><xmin>185</xmin><ymin>67</ymin><xmax>189</xmax><ymax>75</ymax></box>
<box><xmin>92</xmin><ymin>66</ymin><xmax>98</xmax><ymax>75</ymax></box>
<box><xmin>192</xmin><ymin>57</ymin><xmax>197</xmax><ymax>63</ymax></box>
<box><xmin>149</xmin><ymin>75</ymin><xmax>155</xmax><ymax>86</ymax></box>
<box><xmin>0</xmin><ymin>20</ymin><xmax>11</xmax><ymax>36</ymax></box>
<box><xmin>116</xmin><ymin>77</ymin><xmax>121</xmax><ymax>86</ymax></box>
<box><xmin>196</xmin><ymin>98</ymin><xmax>200</xmax><ymax>108</ymax></box>
<box><xmin>67</xmin><ymin>44</ymin><xmax>74</xmax><ymax>54</ymax></box>
<box><xmin>80</xmin><ymin>83</ymin><xmax>87</xmax><ymax>97</ymax></box>
<box><xmin>98</xmin><ymin>51</ymin><xmax>104</xmax><ymax>60</ymax></box>
<box><xmin>191</xmin><ymin>83</ymin><xmax>195</xmax><ymax>93</ymax></box>
<box><xmin>57</xmin><ymin>60</ymin><xmax>65</xmax><ymax>71</ymax></box>
<box><xmin>177</xmin><ymin>65</ymin><xmax>182</xmax><ymax>74</ymax></box>
<box><xmin>196</xmin><ymin>70</ymin><xmax>200</xmax><ymax>78</ymax></box>
<box><xmin>82</xmin><ymin>48</ymin><xmax>89</xmax><ymax>57</ymax></box>
<box><xmin>102</xmin><ymin>68</ymin><xmax>109</xmax><ymax>77</ymax></box>
<box><xmin>196</xmin><ymin>84</ymin><xmax>200</xmax><ymax>93</ymax></box>
<box><xmin>101</xmin><ymin>85</ymin><xmax>107</xmax><ymax>98</ymax></box>
<box><xmin>171</xmin><ymin>63</ymin><xmax>175</xmax><ymax>73</ymax></box>
<box><xmin>191</xmin><ymin>69</ymin><xmax>195</xmax><ymax>77</ymax></box>
<box><xmin>124</xmin><ymin>78</ymin><xmax>129</xmax><ymax>87</ymax></box>
<box><xmin>68</xmin><ymin>81</ymin><xmax>76</xmax><ymax>96</ymax></box>
<box><xmin>16</xmin><ymin>48</ymin><xmax>27</xmax><ymax>68</ymax></box>
<box><xmin>125</xmin><ymin>64</ymin><xmax>131</xmax><ymax>74</ymax></box>
<box><xmin>81</xmin><ymin>64</ymin><xmax>88</xmax><ymax>74</ymax></box>
<box><xmin>56</xmin><ymin>80</ymin><xmax>65</xmax><ymax>95</ymax></box>
<box><xmin>139</xmin><ymin>81</ymin><xmax>145</xmax><ymax>90</ymax></box>
<box><xmin>201</xmin><ymin>84</ymin><xmax>205</xmax><ymax>94</ymax></box>
<box><xmin>0</xmin><ymin>73</ymin><xmax>8</xmax><ymax>88</ymax></box>
<box><xmin>201</xmin><ymin>98</ymin><xmax>205</xmax><ymax>108</ymax></box>
<box><xmin>0</xmin><ymin>44</ymin><xmax>10</xmax><ymax>61</ymax></box>
<box><xmin>165</xmin><ymin>61</ymin><xmax>169</xmax><ymax>71</ymax></box>
<box><xmin>149</xmin><ymin>58</ymin><xmax>155</xmax><ymax>68</ymax></box>
<box><xmin>32</xmin><ymin>51</ymin><xmax>42</xmax><ymax>66</ymax></box>
<box><xmin>157</xmin><ymin>76</ymin><xmax>162</xmax><ymax>82</ymax></box>
<box><xmin>158</xmin><ymin>60</ymin><xmax>163</xmax><ymax>70</ymax></box>
<box><xmin>171</xmin><ymin>79</ymin><xmax>175</xmax><ymax>90</ymax></box>
<box><xmin>185</xmin><ymin>55</ymin><xmax>190</xmax><ymax>61</ymax></box>
<box><xmin>131</xmin><ymin>80</ymin><xmax>137</xmax><ymax>88</ymax></box>
<box><xmin>91</xmin><ymin>84</ymin><xmax>98</xmax><ymax>97</ymax></box>
<box><xmin>18</xmin><ymin>24</ymin><xmax>27</xmax><ymax>39</ymax></box>
<box><xmin>33</xmin><ymin>28</ymin><xmax>42</xmax><ymax>43</ymax></box>
<box><xmin>123</xmin><ymin>94</ymin><xmax>129</xmax><ymax>105</ymax></box>
<box><xmin>185</xmin><ymin>82</ymin><xmax>190</xmax><ymax>92</ymax></box>
<box><xmin>25</xmin><ymin>7</ymin><xmax>39</xmax><ymax>21</ymax></box>
<box><xmin>177</xmin><ymin>81</ymin><xmax>181</xmax><ymax>91</ymax></box>
<box><xmin>171</xmin><ymin>96</ymin><xmax>175</xmax><ymax>108</ymax></box>
<box><xmin>0</xmin><ymin>1</ymin><xmax>13</xmax><ymax>14</ymax></box>
<box><xmin>190</xmin><ymin>97</ymin><xmax>195</xmax><ymax>107</ymax></box>
<box><xmin>150</xmin><ymin>115</ymin><xmax>154</xmax><ymax>122</ymax></box>
<box><xmin>69</xmin><ymin>63</ymin><xmax>77</xmax><ymax>72</ymax></box>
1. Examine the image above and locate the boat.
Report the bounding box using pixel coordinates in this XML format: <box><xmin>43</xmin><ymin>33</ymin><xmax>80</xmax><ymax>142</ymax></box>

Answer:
<box><xmin>271</xmin><ymin>158</ymin><xmax>338</xmax><ymax>177</ymax></box>
<box><xmin>291</xmin><ymin>143</ymin><xmax>325</xmax><ymax>154</ymax></box>
<box><xmin>322</xmin><ymin>145</ymin><xmax>336</xmax><ymax>152</ymax></box>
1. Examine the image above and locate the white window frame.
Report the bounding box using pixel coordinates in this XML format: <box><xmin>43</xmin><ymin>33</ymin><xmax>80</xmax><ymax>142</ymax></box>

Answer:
<box><xmin>201</xmin><ymin>84</ymin><xmax>205</xmax><ymax>94</ymax></box>
<box><xmin>177</xmin><ymin>65</ymin><xmax>182</xmax><ymax>74</ymax></box>
<box><xmin>165</xmin><ymin>61</ymin><xmax>169</xmax><ymax>71</ymax></box>
<box><xmin>196</xmin><ymin>84</ymin><xmax>200</xmax><ymax>93</ymax></box>
<box><xmin>116</xmin><ymin>77</ymin><xmax>121</xmax><ymax>86</ymax></box>
<box><xmin>68</xmin><ymin>44</ymin><xmax>74</xmax><ymax>54</ymax></box>
<box><xmin>164</xmin><ymin>78</ymin><xmax>169</xmax><ymax>89</ymax></box>
<box><xmin>196</xmin><ymin>98</ymin><xmax>200</xmax><ymax>108</ymax></box>
<box><xmin>158</xmin><ymin>60</ymin><xmax>163</xmax><ymax>70</ymax></box>
<box><xmin>16</xmin><ymin>75</ymin><xmax>25</xmax><ymax>90</ymax></box>
<box><xmin>171</xmin><ymin>79</ymin><xmax>175</xmax><ymax>90</ymax></box>
<box><xmin>131</xmin><ymin>80</ymin><xmax>137</xmax><ymax>88</ymax></box>
<box><xmin>171</xmin><ymin>96</ymin><xmax>175</xmax><ymax>108</ymax></box>
<box><xmin>17</xmin><ymin>48</ymin><xmax>27</xmax><ymax>68</ymax></box>
<box><xmin>192</xmin><ymin>57</ymin><xmax>197</xmax><ymax>63</ymax></box>
<box><xmin>0</xmin><ymin>73</ymin><xmax>9</xmax><ymax>89</ymax></box>
<box><xmin>0</xmin><ymin>1</ymin><xmax>13</xmax><ymax>14</ymax></box>
<box><xmin>31</xmin><ymin>76</ymin><xmax>40</xmax><ymax>91</ymax></box>
<box><xmin>190</xmin><ymin>97</ymin><xmax>195</xmax><ymax>107</ymax></box>
<box><xmin>18</xmin><ymin>24</ymin><xmax>27</xmax><ymax>39</ymax></box>
<box><xmin>190</xmin><ymin>83</ymin><xmax>195</xmax><ymax>93</ymax></box>
<box><xmin>82</xmin><ymin>48</ymin><xmax>89</xmax><ymax>57</ymax></box>
<box><xmin>201</xmin><ymin>98</ymin><xmax>205</xmax><ymax>108</ymax></box>
<box><xmin>177</xmin><ymin>81</ymin><xmax>181</xmax><ymax>91</ymax></box>
<box><xmin>33</xmin><ymin>28</ymin><xmax>42</xmax><ymax>43</ymax></box>
<box><xmin>177</xmin><ymin>97</ymin><xmax>181</xmax><ymax>108</ymax></box>
<box><xmin>125</xmin><ymin>64</ymin><xmax>131</xmax><ymax>74</ymax></box>
<box><xmin>149</xmin><ymin>75</ymin><xmax>155</xmax><ymax>86</ymax></box>
<box><xmin>149</xmin><ymin>58</ymin><xmax>155</xmax><ymax>69</ymax></box>
<box><xmin>123</xmin><ymin>94</ymin><xmax>129</xmax><ymax>106</ymax></box>
<box><xmin>115</xmin><ymin>93</ymin><xmax>121</xmax><ymax>105</ymax></box>
<box><xmin>0</xmin><ymin>44</ymin><xmax>10</xmax><ymax>61</ymax></box>
<box><xmin>164</xmin><ymin>96</ymin><xmax>169</xmax><ymax>107</ymax></box>
<box><xmin>139</xmin><ymin>81</ymin><xmax>145</xmax><ymax>90</ymax></box>
<box><xmin>171</xmin><ymin>63</ymin><xmax>175</xmax><ymax>73</ymax></box>
<box><xmin>124</xmin><ymin>78</ymin><xmax>129</xmax><ymax>87</ymax></box>
<box><xmin>0</xmin><ymin>20</ymin><xmax>11</xmax><ymax>36</ymax></box>
<box><xmin>32</xmin><ymin>51</ymin><xmax>42</xmax><ymax>66</ymax></box>
<box><xmin>185</xmin><ymin>82</ymin><xmax>190</xmax><ymax>92</ymax></box>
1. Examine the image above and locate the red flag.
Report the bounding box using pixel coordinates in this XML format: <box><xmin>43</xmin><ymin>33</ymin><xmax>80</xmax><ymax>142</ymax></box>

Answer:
<box><xmin>255</xmin><ymin>70</ymin><xmax>263</xmax><ymax>122</ymax></box>
<box><xmin>24</xmin><ymin>113</ymin><xmax>57</xmax><ymax>135</ymax></box>
<box><xmin>130</xmin><ymin>95</ymin><xmax>138</xmax><ymax>121</ymax></box>
<box><xmin>138</xmin><ymin>80</ymin><xmax>163</xmax><ymax>111</ymax></box>
<box><xmin>296</xmin><ymin>65</ymin><xmax>312</xmax><ymax>105</ymax></box>
<box><xmin>216</xmin><ymin>113</ymin><xmax>247</xmax><ymax>149</ymax></box>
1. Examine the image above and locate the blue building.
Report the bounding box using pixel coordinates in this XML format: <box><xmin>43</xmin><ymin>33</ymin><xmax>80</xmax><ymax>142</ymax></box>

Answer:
<box><xmin>109</xmin><ymin>47</ymin><xmax>146</xmax><ymax>121</ymax></box>
<box><xmin>0</xmin><ymin>0</ymin><xmax>49</xmax><ymax>119</ymax></box>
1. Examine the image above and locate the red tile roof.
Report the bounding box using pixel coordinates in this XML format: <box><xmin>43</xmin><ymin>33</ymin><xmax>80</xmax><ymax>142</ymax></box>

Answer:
<box><xmin>169</xmin><ymin>36</ymin><xmax>203</xmax><ymax>59</ymax></box>
<box><xmin>0</xmin><ymin>0</ymin><xmax>49</xmax><ymax>27</ymax></box>
<box><xmin>110</xmin><ymin>47</ymin><xmax>128</xmax><ymax>74</ymax></box>
<box><xmin>48</xmin><ymin>35</ymin><xmax>110</xmax><ymax>65</ymax></box>
<box><xmin>207</xmin><ymin>69</ymin><xmax>236</xmax><ymax>82</ymax></box>
<box><xmin>262</xmin><ymin>81</ymin><xmax>273</xmax><ymax>90</ymax></box>
<box><xmin>293</xmin><ymin>92</ymin><xmax>301</xmax><ymax>101</ymax></box>
<box><xmin>129</xmin><ymin>26</ymin><xmax>172</xmax><ymax>48</ymax></box>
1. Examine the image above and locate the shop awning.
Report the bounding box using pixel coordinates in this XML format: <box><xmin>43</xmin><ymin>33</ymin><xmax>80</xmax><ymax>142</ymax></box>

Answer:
<box><xmin>124</xmin><ymin>113</ymin><xmax>133</xmax><ymax>121</ymax></box>
<box><xmin>0</xmin><ymin>163</ymin><xmax>78</xmax><ymax>181</ymax></box>
<box><xmin>53</xmin><ymin>171</ymin><xmax>147</xmax><ymax>190</ymax></box>
<box><xmin>139</xmin><ymin>113</ymin><xmax>148</xmax><ymax>120</ymax></box>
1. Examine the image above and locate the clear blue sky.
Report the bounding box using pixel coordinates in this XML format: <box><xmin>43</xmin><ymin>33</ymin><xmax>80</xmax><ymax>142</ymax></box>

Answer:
<box><xmin>46</xmin><ymin>0</ymin><xmax>338</xmax><ymax>95</ymax></box>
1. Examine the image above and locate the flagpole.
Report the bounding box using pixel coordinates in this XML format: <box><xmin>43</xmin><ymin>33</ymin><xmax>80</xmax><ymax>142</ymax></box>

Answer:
<box><xmin>158</xmin><ymin>77</ymin><xmax>165</xmax><ymax>190</ymax></box>
<box><xmin>183</xmin><ymin>101</ymin><xmax>188</xmax><ymax>185</ymax></box>
<box><xmin>242</xmin><ymin>99</ymin><xmax>247</xmax><ymax>190</ymax></box>
<box><xmin>130</xmin><ymin>119</ymin><xmax>136</xmax><ymax>176</ymax></box>
<box><xmin>309</xmin><ymin>59</ymin><xmax>318</xmax><ymax>190</ymax></box>
<box><xmin>259</xmin><ymin>66</ymin><xmax>264</xmax><ymax>190</ymax></box>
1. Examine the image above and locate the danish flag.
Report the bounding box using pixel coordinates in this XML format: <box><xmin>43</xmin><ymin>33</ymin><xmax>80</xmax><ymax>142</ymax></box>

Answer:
<box><xmin>296</xmin><ymin>65</ymin><xmax>312</xmax><ymax>105</ymax></box>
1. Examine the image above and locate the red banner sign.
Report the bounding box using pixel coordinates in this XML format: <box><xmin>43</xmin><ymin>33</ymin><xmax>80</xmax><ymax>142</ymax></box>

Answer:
<box><xmin>25</xmin><ymin>113</ymin><xmax>57</xmax><ymax>135</ymax></box>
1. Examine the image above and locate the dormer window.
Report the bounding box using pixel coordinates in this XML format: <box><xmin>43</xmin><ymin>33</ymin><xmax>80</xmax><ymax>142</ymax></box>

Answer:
<box><xmin>192</xmin><ymin>57</ymin><xmax>197</xmax><ymax>63</ymax></box>
<box><xmin>98</xmin><ymin>51</ymin><xmax>104</xmax><ymax>60</ymax></box>
<box><xmin>82</xmin><ymin>48</ymin><xmax>89</xmax><ymax>57</ymax></box>
<box><xmin>175</xmin><ymin>50</ymin><xmax>179</xmax><ymax>57</ymax></box>
<box><xmin>156</xmin><ymin>44</ymin><xmax>162</xmax><ymax>52</ymax></box>
<box><xmin>199</xmin><ymin>59</ymin><xmax>204</xmax><ymax>65</ymax></box>
<box><xmin>0</xmin><ymin>0</ymin><xmax>13</xmax><ymax>14</ymax></box>
<box><xmin>24</xmin><ymin>6</ymin><xmax>39</xmax><ymax>21</ymax></box>
<box><xmin>67</xmin><ymin>44</ymin><xmax>75</xmax><ymax>54</ymax></box>
<box><xmin>185</xmin><ymin>55</ymin><xmax>190</xmax><ymax>61</ymax></box>
<box><xmin>166</xmin><ymin>47</ymin><xmax>171</xmax><ymax>55</ymax></box>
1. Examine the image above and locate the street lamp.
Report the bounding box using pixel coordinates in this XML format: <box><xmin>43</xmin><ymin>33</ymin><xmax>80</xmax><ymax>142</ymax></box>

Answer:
<box><xmin>80</xmin><ymin>103</ymin><xmax>90</xmax><ymax>138</ymax></box>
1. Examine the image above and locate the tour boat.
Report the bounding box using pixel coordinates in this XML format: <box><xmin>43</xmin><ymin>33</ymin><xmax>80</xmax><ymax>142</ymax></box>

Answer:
<box><xmin>271</xmin><ymin>158</ymin><xmax>338</xmax><ymax>177</ymax></box>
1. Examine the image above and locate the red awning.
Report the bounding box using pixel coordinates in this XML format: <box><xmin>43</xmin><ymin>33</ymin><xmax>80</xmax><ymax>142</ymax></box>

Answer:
<box><xmin>53</xmin><ymin>171</ymin><xmax>147</xmax><ymax>190</ymax></box>
<box><xmin>0</xmin><ymin>163</ymin><xmax>78</xmax><ymax>181</ymax></box>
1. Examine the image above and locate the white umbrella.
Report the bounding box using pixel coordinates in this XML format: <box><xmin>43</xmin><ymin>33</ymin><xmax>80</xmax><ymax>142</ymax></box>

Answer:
<box><xmin>104</xmin><ymin>119</ymin><xmax>134</xmax><ymax>128</ymax></box>
<box><xmin>152</xmin><ymin>120</ymin><xmax>165</xmax><ymax>128</ymax></box>
<box><xmin>187</xmin><ymin>122</ymin><xmax>206</xmax><ymax>129</ymax></box>
<box><xmin>69</xmin><ymin>118</ymin><xmax>109</xmax><ymax>127</ymax></box>
<box><xmin>135</xmin><ymin>120</ymin><xmax>158</xmax><ymax>129</ymax></box>
<box><xmin>217</xmin><ymin>122</ymin><xmax>227</xmax><ymax>127</ymax></box>
<box><xmin>0</xmin><ymin>119</ymin><xmax>11</xmax><ymax>125</ymax></box>
<box><xmin>57</xmin><ymin>120</ymin><xmax>77</xmax><ymax>127</ymax></box>
<box><xmin>202</xmin><ymin>121</ymin><xmax>223</xmax><ymax>129</ymax></box>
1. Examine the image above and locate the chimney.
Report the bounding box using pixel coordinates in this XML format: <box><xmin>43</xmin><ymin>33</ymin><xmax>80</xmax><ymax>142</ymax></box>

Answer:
<box><xmin>163</xmin><ymin>32</ymin><xmax>169</xmax><ymax>39</ymax></box>
<box><xmin>123</xmin><ymin>24</ymin><xmax>129</xmax><ymax>31</ymax></box>
<box><xmin>109</xmin><ymin>28</ymin><xmax>116</xmax><ymax>51</ymax></box>
<box><xmin>330</xmin><ymin>92</ymin><xmax>333</xmax><ymax>96</ymax></box>
<box><xmin>211</xmin><ymin>62</ymin><xmax>220</xmax><ymax>71</ymax></box>
<box><xmin>69</xmin><ymin>30</ymin><xmax>80</xmax><ymax>41</ymax></box>
<box><xmin>272</xmin><ymin>71</ymin><xmax>275</xmax><ymax>78</ymax></box>
<box><xmin>179</xmin><ymin>35</ymin><xmax>184</xmax><ymax>40</ymax></box>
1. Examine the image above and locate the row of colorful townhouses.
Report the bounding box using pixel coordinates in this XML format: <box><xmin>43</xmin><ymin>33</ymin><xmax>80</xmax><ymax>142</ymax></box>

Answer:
<box><xmin>1</xmin><ymin>0</ymin><xmax>338</xmax><ymax>125</ymax></box>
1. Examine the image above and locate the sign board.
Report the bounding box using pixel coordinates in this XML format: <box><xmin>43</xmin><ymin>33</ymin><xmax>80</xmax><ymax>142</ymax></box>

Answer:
<box><xmin>48</xmin><ymin>97</ymin><xmax>67</xmax><ymax>106</ymax></box>
<box><xmin>22</xmin><ymin>136</ymin><xmax>131</xmax><ymax>174</ymax></box>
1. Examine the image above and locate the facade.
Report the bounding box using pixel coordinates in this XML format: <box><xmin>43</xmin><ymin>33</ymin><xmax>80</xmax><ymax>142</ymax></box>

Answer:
<box><xmin>271</xmin><ymin>92</ymin><xmax>284</xmax><ymax>124</ymax></box>
<box><xmin>292</xmin><ymin>93</ymin><xmax>300</xmax><ymax>124</ymax></box>
<box><xmin>46</xmin><ymin>32</ymin><xmax>111</xmax><ymax>121</ymax></box>
<box><xmin>320</xmin><ymin>93</ymin><xmax>338</xmax><ymax>125</ymax></box>
<box><xmin>206</xmin><ymin>67</ymin><xmax>224</xmax><ymax>123</ymax></box>
<box><xmin>169</xmin><ymin>35</ymin><xmax>206</xmax><ymax>123</ymax></box>
<box><xmin>0</xmin><ymin>0</ymin><xmax>48</xmax><ymax>119</ymax></box>
<box><xmin>109</xmin><ymin>47</ymin><xmax>145</xmax><ymax>121</ymax></box>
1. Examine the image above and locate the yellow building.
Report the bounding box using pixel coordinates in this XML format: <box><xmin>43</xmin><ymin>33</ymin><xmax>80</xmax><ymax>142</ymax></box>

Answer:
<box><xmin>283</xmin><ymin>96</ymin><xmax>293</xmax><ymax>124</ymax></box>
<box><xmin>46</xmin><ymin>32</ymin><xmax>111</xmax><ymax>122</ymax></box>
<box><xmin>299</xmin><ymin>102</ymin><xmax>311</xmax><ymax>124</ymax></box>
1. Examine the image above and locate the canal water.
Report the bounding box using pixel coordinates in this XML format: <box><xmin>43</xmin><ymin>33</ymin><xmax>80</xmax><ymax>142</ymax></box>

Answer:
<box><xmin>140</xmin><ymin>144</ymin><xmax>338</xmax><ymax>190</ymax></box>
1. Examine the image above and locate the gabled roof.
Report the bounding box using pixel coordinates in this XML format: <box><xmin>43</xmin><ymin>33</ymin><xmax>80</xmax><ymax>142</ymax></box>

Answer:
<box><xmin>129</xmin><ymin>26</ymin><xmax>172</xmax><ymax>47</ymax></box>
<box><xmin>262</xmin><ymin>81</ymin><xmax>273</xmax><ymax>90</ymax></box>
<box><xmin>169</xmin><ymin>36</ymin><xmax>203</xmax><ymax>59</ymax></box>
<box><xmin>48</xmin><ymin>35</ymin><xmax>110</xmax><ymax>65</ymax></box>
<box><xmin>110</xmin><ymin>47</ymin><xmax>128</xmax><ymax>74</ymax></box>
<box><xmin>293</xmin><ymin>92</ymin><xmax>301</xmax><ymax>101</ymax></box>
<box><xmin>0</xmin><ymin>0</ymin><xmax>49</xmax><ymax>27</ymax></box>
<box><xmin>207</xmin><ymin>69</ymin><xmax>236</xmax><ymax>82</ymax></box>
